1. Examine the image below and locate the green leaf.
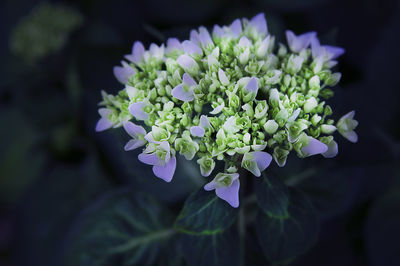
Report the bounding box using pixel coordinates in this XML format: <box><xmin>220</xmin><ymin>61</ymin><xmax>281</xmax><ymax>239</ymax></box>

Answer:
<box><xmin>298</xmin><ymin>166</ymin><xmax>360</xmax><ymax>220</ymax></box>
<box><xmin>64</xmin><ymin>190</ymin><xmax>177</xmax><ymax>266</ymax></box>
<box><xmin>254</xmin><ymin>171</ymin><xmax>289</xmax><ymax>218</ymax></box>
<box><xmin>180</xmin><ymin>228</ymin><xmax>239</xmax><ymax>266</ymax></box>
<box><xmin>366</xmin><ymin>187</ymin><xmax>400</xmax><ymax>266</ymax></box>
<box><xmin>174</xmin><ymin>188</ymin><xmax>238</xmax><ymax>235</ymax></box>
<box><xmin>256</xmin><ymin>188</ymin><xmax>319</xmax><ymax>265</ymax></box>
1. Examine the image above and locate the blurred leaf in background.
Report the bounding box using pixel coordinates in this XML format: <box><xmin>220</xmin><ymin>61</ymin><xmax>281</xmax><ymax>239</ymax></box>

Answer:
<box><xmin>9</xmin><ymin>2</ymin><xmax>83</xmax><ymax>64</ymax></box>
<box><xmin>63</xmin><ymin>189</ymin><xmax>179</xmax><ymax>266</ymax></box>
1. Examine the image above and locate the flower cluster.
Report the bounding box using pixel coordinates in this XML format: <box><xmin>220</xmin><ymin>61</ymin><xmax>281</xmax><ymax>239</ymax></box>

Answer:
<box><xmin>96</xmin><ymin>13</ymin><xmax>358</xmax><ymax>207</ymax></box>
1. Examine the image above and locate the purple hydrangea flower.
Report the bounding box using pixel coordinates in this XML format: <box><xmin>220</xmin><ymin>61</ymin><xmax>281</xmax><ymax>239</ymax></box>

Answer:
<box><xmin>125</xmin><ymin>41</ymin><xmax>145</xmax><ymax>64</ymax></box>
<box><xmin>204</xmin><ymin>172</ymin><xmax>240</xmax><ymax>208</ymax></box>
<box><xmin>285</xmin><ymin>30</ymin><xmax>316</xmax><ymax>53</ymax></box>
<box><xmin>190</xmin><ymin>126</ymin><xmax>205</xmax><ymax>137</ymax></box>
<box><xmin>301</xmin><ymin>137</ymin><xmax>328</xmax><ymax>156</ymax></box>
<box><xmin>122</xmin><ymin>121</ymin><xmax>147</xmax><ymax>151</ymax></box>
<box><xmin>182</xmin><ymin>40</ymin><xmax>203</xmax><ymax>56</ymax></box>
<box><xmin>165</xmin><ymin>38</ymin><xmax>183</xmax><ymax>54</ymax></box>
<box><xmin>129</xmin><ymin>101</ymin><xmax>150</xmax><ymax>121</ymax></box>
<box><xmin>113</xmin><ymin>61</ymin><xmax>135</xmax><ymax>84</ymax></box>
<box><xmin>171</xmin><ymin>73</ymin><xmax>196</xmax><ymax>101</ymax></box>
<box><xmin>242</xmin><ymin>151</ymin><xmax>272</xmax><ymax>177</ymax></box>
<box><xmin>95</xmin><ymin>108</ymin><xmax>113</xmax><ymax>132</ymax></box>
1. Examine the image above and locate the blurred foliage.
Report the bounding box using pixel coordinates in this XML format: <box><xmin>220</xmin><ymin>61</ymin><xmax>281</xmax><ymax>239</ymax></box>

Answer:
<box><xmin>63</xmin><ymin>190</ymin><xmax>178</xmax><ymax>266</ymax></box>
<box><xmin>1</xmin><ymin>0</ymin><xmax>400</xmax><ymax>265</ymax></box>
<box><xmin>9</xmin><ymin>2</ymin><xmax>83</xmax><ymax>64</ymax></box>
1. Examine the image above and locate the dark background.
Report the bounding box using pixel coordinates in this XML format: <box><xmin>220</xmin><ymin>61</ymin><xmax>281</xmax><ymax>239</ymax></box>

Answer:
<box><xmin>1</xmin><ymin>0</ymin><xmax>400</xmax><ymax>265</ymax></box>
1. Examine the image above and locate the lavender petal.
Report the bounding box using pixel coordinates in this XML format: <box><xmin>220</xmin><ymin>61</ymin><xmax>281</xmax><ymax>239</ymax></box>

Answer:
<box><xmin>153</xmin><ymin>156</ymin><xmax>176</xmax><ymax>182</ymax></box>
<box><xmin>216</xmin><ymin>179</ymin><xmax>240</xmax><ymax>208</ymax></box>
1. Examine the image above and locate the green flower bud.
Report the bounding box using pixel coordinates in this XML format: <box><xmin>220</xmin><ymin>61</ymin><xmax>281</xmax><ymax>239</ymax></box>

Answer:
<box><xmin>275</xmin><ymin>109</ymin><xmax>288</xmax><ymax>127</ymax></box>
<box><xmin>175</xmin><ymin>131</ymin><xmax>199</xmax><ymax>160</ymax></box>
<box><xmin>273</xmin><ymin>146</ymin><xmax>290</xmax><ymax>167</ymax></box>
<box><xmin>286</xmin><ymin>121</ymin><xmax>308</xmax><ymax>143</ymax></box>
<box><xmin>304</xmin><ymin>97</ymin><xmax>318</xmax><ymax>113</ymax></box>
<box><xmin>264</xmin><ymin>119</ymin><xmax>279</xmax><ymax>135</ymax></box>
<box><xmin>197</xmin><ymin>155</ymin><xmax>216</xmax><ymax>177</ymax></box>
<box><xmin>254</xmin><ymin>100</ymin><xmax>268</xmax><ymax>119</ymax></box>
<box><xmin>320</xmin><ymin>124</ymin><xmax>337</xmax><ymax>134</ymax></box>
<box><xmin>311</xmin><ymin>114</ymin><xmax>321</xmax><ymax>126</ymax></box>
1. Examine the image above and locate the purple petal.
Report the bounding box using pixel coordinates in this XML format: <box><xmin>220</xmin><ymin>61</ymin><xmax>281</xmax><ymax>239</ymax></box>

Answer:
<box><xmin>113</xmin><ymin>63</ymin><xmax>135</xmax><ymax>84</ymax></box>
<box><xmin>152</xmin><ymin>156</ymin><xmax>176</xmax><ymax>182</ymax></box>
<box><xmin>253</xmin><ymin>151</ymin><xmax>272</xmax><ymax>174</ymax></box>
<box><xmin>126</xmin><ymin>41</ymin><xmax>145</xmax><ymax>64</ymax></box>
<box><xmin>190</xmin><ymin>126</ymin><xmax>205</xmax><ymax>137</ymax></box>
<box><xmin>138</xmin><ymin>153</ymin><xmax>164</xmax><ymax>166</ymax></box>
<box><xmin>177</xmin><ymin>54</ymin><xmax>197</xmax><ymax>69</ymax></box>
<box><xmin>182</xmin><ymin>40</ymin><xmax>203</xmax><ymax>56</ymax></box>
<box><xmin>322</xmin><ymin>140</ymin><xmax>338</xmax><ymax>158</ymax></box>
<box><xmin>200</xmin><ymin>115</ymin><xmax>211</xmax><ymax>128</ymax></box>
<box><xmin>250</xmin><ymin>13</ymin><xmax>267</xmax><ymax>35</ymax></box>
<box><xmin>166</xmin><ymin>38</ymin><xmax>183</xmax><ymax>53</ymax></box>
<box><xmin>190</xmin><ymin>30</ymin><xmax>200</xmax><ymax>45</ymax></box>
<box><xmin>246</xmin><ymin>77</ymin><xmax>258</xmax><ymax>93</ymax></box>
<box><xmin>198</xmin><ymin>27</ymin><xmax>213</xmax><ymax>47</ymax></box>
<box><xmin>182</xmin><ymin>73</ymin><xmax>197</xmax><ymax>86</ymax></box>
<box><xmin>216</xmin><ymin>179</ymin><xmax>240</xmax><ymax>208</ymax></box>
<box><xmin>302</xmin><ymin>137</ymin><xmax>328</xmax><ymax>156</ymax></box>
<box><xmin>95</xmin><ymin>118</ymin><xmax>112</xmax><ymax>132</ymax></box>
<box><xmin>123</xmin><ymin>122</ymin><xmax>146</xmax><ymax>138</ymax></box>
<box><xmin>324</xmin><ymin>45</ymin><xmax>345</xmax><ymax>59</ymax></box>
<box><xmin>230</xmin><ymin>19</ymin><xmax>242</xmax><ymax>37</ymax></box>
<box><xmin>171</xmin><ymin>84</ymin><xmax>194</xmax><ymax>102</ymax></box>
<box><xmin>124</xmin><ymin>139</ymin><xmax>146</xmax><ymax>151</ymax></box>
<box><xmin>98</xmin><ymin>108</ymin><xmax>112</xmax><ymax>117</ymax></box>
<box><xmin>213</xmin><ymin>25</ymin><xmax>224</xmax><ymax>38</ymax></box>
<box><xmin>129</xmin><ymin>102</ymin><xmax>149</xmax><ymax>120</ymax></box>
<box><xmin>238</xmin><ymin>36</ymin><xmax>251</xmax><ymax>47</ymax></box>
<box><xmin>311</xmin><ymin>37</ymin><xmax>324</xmax><ymax>59</ymax></box>
<box><xmin>341</xmin><ymin>131</ymin><xmax>358</xmax><ymax>143</ymax></box>
<box><xmin>286</xmin><ymin>30</ymin><xmax>316</xmax><ymax>53</ymax></box>
<box><xmin>204</xmin><ymin>180</ymin><xmax>218</xmax><ymax>191</ymax></box>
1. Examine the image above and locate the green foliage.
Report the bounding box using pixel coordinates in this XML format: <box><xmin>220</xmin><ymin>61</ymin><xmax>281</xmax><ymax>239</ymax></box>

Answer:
<box><xmin>174</xmin><ymin>187</ymin><xmax>238</xmax><ymax>234</ymax></box>
<box><xmin>254</xmin><ymin>171</ymin><xmax>289</xmax><ymax>218</ymax></box>
<box><xmin>63</xmin><ymin>190</ymin><xmax>177</xmax><ymax>266</ymax></box>
<box><xmin>256</xmin><ymin>188</ymin><xmax>319</xmax><ymax>264</ymax></box>
<box><xmin>180</xmin><ymin>228</ymin><xmax>240</xmax><ymax>266</ymax></box>
<box><xmin>298</xmin><ymin>165</ymin><xmax>360</xmax><ymax>219</ymax></box>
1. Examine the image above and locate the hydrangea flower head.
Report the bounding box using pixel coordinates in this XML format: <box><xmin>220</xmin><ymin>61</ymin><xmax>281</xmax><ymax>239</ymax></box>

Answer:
<box><xmin>96</xmin><ymin>13</ymin><xmax>358</xmax><ymax>207</ymax></box>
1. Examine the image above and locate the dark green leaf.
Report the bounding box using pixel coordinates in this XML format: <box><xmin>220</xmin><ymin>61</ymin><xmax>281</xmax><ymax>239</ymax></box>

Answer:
<box><xmin>298</xmin><ymin>166</ymin><xmax>360</xmax><ymax>220</ymax></box>
<box><xmin>180</xmin><ymin>228</ymin><xmax>239</xmax><ymax>266</ymax></box>
<box><xmin>256</xmin><ymin>188</ymin><xmax>319</xmax><ymax>264</ymax></box>
<box><xmin>254</xmin><ymin>171</ymin><xmax>289</xmax><ymax>218</ymax></box>
<box><xmin>64</xmin><ymin>190</ymin><xmax>177</xmax><ymax>266</ymax></box>
<box><xmin>366</xmin><ymin>187</ymin><xmax>400</xmax><ymax>266</ymax></box>
<box><xmin>174</xmin><ymin>188</ymin><xmax>238</xmax><ymax>235</ymax></box>
<box><xmin>15</xmin><ymin>156</ymin><xmax>111</xmax><ymax>266</ymax></box>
